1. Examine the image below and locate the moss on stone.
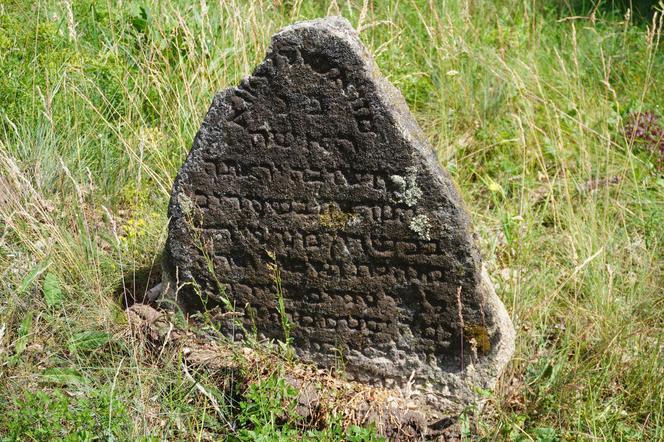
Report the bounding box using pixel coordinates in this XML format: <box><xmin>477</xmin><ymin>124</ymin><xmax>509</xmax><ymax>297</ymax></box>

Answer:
<box><xmin>319</xmin><ymin>204</ymin><xmax>352</xmax><ymax>230</ymax></box>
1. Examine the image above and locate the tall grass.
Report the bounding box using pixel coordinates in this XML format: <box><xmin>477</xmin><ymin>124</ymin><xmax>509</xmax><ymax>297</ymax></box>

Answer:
<box><xmin>0</xmin><ymin>0</ymin><xmax>662</xmax><ymax>439</ymax></box>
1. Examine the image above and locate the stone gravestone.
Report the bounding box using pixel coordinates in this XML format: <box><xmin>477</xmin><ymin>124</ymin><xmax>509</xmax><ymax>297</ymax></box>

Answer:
<box><xmin>165</xmin><ymin>17</ymin><xmax>514</xmax><ymax>413</ymax></box>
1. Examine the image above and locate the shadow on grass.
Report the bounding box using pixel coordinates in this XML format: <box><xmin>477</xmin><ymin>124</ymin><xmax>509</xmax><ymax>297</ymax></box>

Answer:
<box><xmin>114</xmin><ymin>260</ymin><xmax>163</xmax><ymax>308</ymax></box>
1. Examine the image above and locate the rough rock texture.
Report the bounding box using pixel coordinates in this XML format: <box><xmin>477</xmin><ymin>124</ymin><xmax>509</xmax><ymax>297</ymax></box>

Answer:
<box><xmin>164</xmin><ymin>16</ymin><xmax>514</xmax><ymax>413</ymax></box>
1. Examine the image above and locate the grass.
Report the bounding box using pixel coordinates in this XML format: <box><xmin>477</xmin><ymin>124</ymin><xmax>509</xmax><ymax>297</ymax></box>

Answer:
<box><xmin>0</xmin><ymin>0</ymin><xmax>662</xmax><ymax>440</ymax></box>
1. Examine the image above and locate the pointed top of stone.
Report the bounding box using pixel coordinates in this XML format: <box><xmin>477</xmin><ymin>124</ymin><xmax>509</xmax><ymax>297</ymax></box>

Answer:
<box><xmin>271</xmin><ymin>16</ymin><xmax>442</xmax><ymax>173</ymax></box>
<box><xmin>164</xmin><ymin>16</ymin><xmax>514</xmax><ymax>418</ymax></box>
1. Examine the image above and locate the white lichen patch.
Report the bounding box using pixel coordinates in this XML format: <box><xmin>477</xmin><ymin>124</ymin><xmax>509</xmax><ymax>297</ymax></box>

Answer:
<box><xmin>409</xmin><ymin>214</ymin><xmax>431</xmax><ymax>240</ymax></box>
<box><xmin>178</xmin><ymin>193</ymin><xmax>194</xmax><ymax>216</ymax></box>
<box><xmin>390</xmin><ymin>166</ymin><xmax>422</xmax><ymax>207</ymax></box>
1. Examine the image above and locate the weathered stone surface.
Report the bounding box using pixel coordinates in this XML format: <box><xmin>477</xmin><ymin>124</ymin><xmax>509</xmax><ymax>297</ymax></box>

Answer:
<box><xmin>164</xmin><ymin>17</ymin><xmax>514</xmax><ymax>413</ymax></box>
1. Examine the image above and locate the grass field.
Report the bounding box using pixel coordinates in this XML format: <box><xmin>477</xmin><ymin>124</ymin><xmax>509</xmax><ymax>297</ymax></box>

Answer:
<box><xmin>1</xmin><ymin>0</ymin><xmax>663</xmax><ymax>440</ymax></box>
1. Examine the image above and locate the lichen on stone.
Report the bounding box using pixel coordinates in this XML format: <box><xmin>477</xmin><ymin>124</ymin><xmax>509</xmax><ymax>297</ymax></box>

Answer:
<box><xmin>390</xmin><ymin>166</ymin><xmax>422</xmax><ymax>207</ymax></box>
<box><xmin>320</xmin><ymin>204</ymin><xmax>353</xmax><ymax>230</ymax></box>
<box><xmin>178</xmin><ymin>193</ymin><xmax>194</xmax><ymax>216</ymax></box>
<box><xmin>409</xmin><ymin>214</ymin><xmax>431</xmax><ymax>240</ymax></box>
<box><xmin>464</xmin><ymin>324</ymin><xmax>491</xmax><ymax>355</ymax></box>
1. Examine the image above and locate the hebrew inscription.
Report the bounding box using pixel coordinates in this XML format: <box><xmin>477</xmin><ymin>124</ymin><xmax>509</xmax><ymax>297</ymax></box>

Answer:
<box><xmin>165</xmin><ymin>17</ymin><xmax>514</xmax><ymax>412</ymax></box>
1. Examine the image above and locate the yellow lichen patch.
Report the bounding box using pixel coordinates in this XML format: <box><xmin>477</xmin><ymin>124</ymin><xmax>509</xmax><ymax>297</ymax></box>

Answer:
<box><xmin>319</xmin><ymin>204</ymin><xmax>352</xmax><ymax>230</ymax></box>
<box><xmin>464</xmin><ymin>324</ymin><xmax>491</xmax><ymax>355</ymax></box>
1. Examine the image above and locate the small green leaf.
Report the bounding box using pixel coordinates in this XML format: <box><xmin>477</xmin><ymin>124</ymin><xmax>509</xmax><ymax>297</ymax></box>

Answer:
<box><xmin>67</xmin><ymin>331</ymin><xmax>111</xmax><ymax>353</ymax></box>
<box><xmin>42</xmin><ymin>272</ymin><xmax>63</xmax><ymax>308</ymax></box>
<box><xmin>533</xmin><ymin>427</ymin><xmax>562</xmax><ymax>441</ymax></box>
<box><xmin>129</xmin><ymin>5</ymin><xmax>150</xmax><ymax>34</ymax></box>
<box><xmin>18</xmin><ymin>261</ymin><xmax>50</xmax><ymax>294</ymax></box>
<box><xmin>14</xmin><ymin>312</ymin><xmax>33</xmax><ymax>357</ymax></box>
<box><xmin>41</xmin><ymin>367</ymin><xmax>86</xmax><ymax>385</ymax></box>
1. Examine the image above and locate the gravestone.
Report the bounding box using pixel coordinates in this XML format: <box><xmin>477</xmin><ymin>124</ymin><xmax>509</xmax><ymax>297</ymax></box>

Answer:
<box><xmin>164</xmin><ymin>17</ymin><xmax>514</xmax><ymax>413</ymax></box>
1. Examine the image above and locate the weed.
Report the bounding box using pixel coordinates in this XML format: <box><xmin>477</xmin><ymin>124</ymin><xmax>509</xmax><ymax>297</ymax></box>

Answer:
<box><xmin>229</xmin><ymin>375</ymin><xmax>383</xmax><ymax>441</ymax></box>
<box><xmin>266</xmin><ymin>250</ymin><xmax>294</xmax><ymax>358</ymax></box>
<box><xmin>0</xmin><ymin>388</ymin><xmax>137</xmax><ymax>442</ymax></box>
